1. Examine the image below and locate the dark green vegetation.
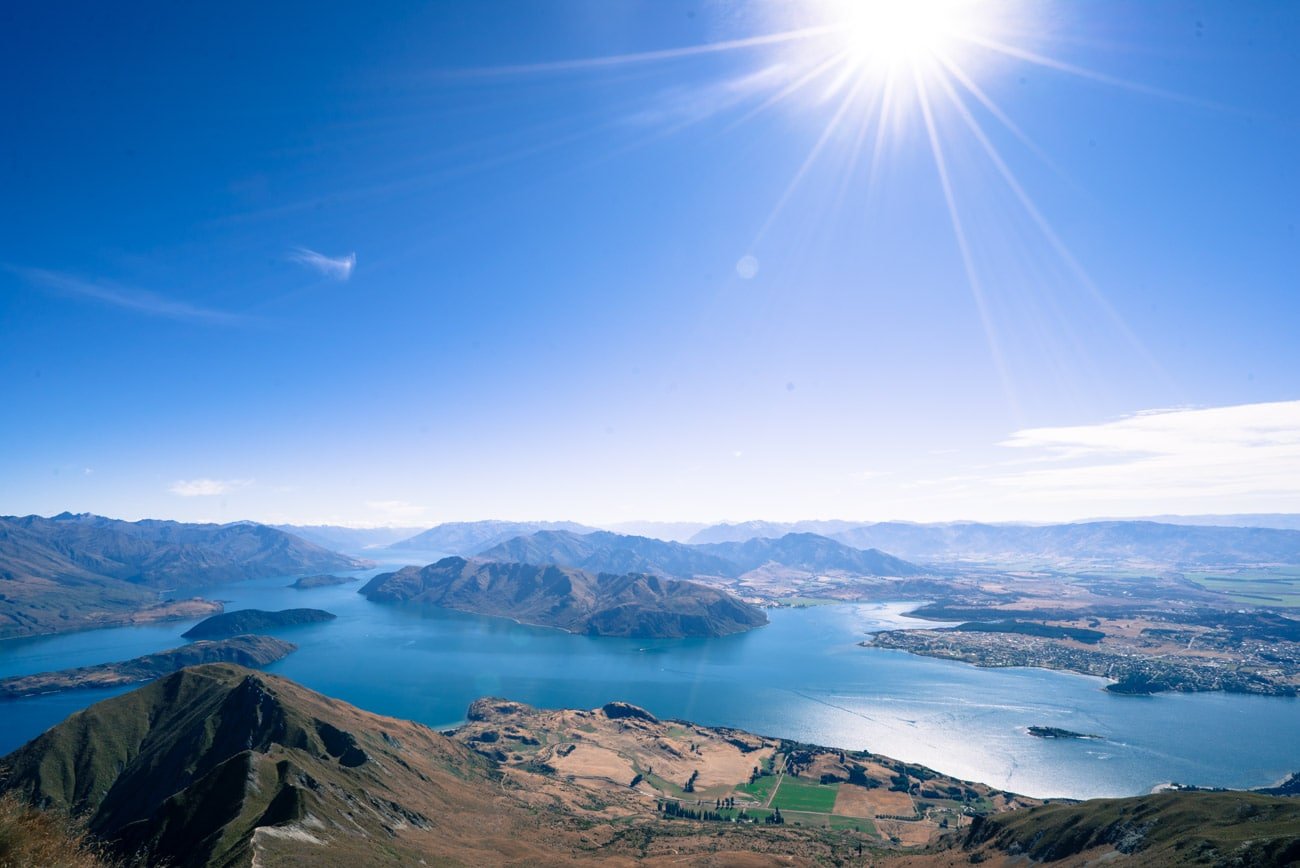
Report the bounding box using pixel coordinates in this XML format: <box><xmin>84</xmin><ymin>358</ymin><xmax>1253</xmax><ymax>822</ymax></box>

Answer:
<box><xmin>477</xmin><ymin>529</ymin><xmax>920</xmax><ymax>578</ymax></box>
<box><xmin>360</xmin><ymin>557</ymin><xmax>768</xmax><ymax>638</ymax></box>
<box><xmin>1027</xmin><ymin>726</ymin><xmax>1099</xmax><ymax>740</ymax></box>
<box><xmin>288</xmin><ymin>573</ymin><xmax>356</xmax><ymax>589</ymax></box>
<box><xmin>0</xmin><ymin>513</ymin><xmax>367</xmax><ymax>639</ymax></box>
<box><xmin>1185</xmin><ymin>566</ymin><xmax>1300</xmax><ymax>608</ymax></box>
<box><xmin>953</xmin><ymin>621</ymin><xmax>1105</xmax><ymax>644</ymax></box>
<box><xmin>0</xmin><ymin>635</ymin><xmax>295</xmax><ymax>698</ymax></box>
<box><xmin>181</xmin><ymin>608</ymin><xmax>335</xmax><ymax>639</ymax></box>
<box><xmin>957</xmin><ymin>791</ymin><xmax>1300</xmax><ymax>865</ymax></box>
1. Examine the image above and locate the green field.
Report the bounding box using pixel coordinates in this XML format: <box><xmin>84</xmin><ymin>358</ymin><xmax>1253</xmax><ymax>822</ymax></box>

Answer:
<box><xmin>1185</xmin><ymin>568</ymin><xmax>1300</xmax><ymax>607</ymax></box>
<box><xmin>736</xmin><ymin>773</ymin><xmax>781</xmax><ymax>803</ymax></box>
<box><xmin>769</xmin><ymin>777</ymin><xmax>840</xmax><ymax>813</ymax></box>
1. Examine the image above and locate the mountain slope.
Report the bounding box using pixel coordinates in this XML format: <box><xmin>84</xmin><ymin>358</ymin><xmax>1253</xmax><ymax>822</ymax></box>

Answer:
<box><xmin>4</xmin><ymin>513</ymin><xmax>368</xmax><ymax>586</ymax></box>
<box><xmin>829</xmin><ymin>520</ymin><xmax>1300</xmax><ymax>565</ymax></box>
<box><xmin>359</xmin><ymin>557</ymin><xmax>768</xmax><ymax>637</ymax></box>
<box><xmin>479</xmin><ymin>529</ymin><xmax>921</xmax><ymax>578</ymax></box>
<box><xmin>697</xmin><ymin>533</ymin><xmax>922</xmax><ymax>576</ymax></box>
<box><xmin>0</xmin><ymin>665</ymin><xmax>563</xmax><ymax>868</ymax></box>
<box><xmin>386</xmin><ymin>520</ymin><xmax>597</xmax><ymax>555</ymax></box>
<box><xmin>942</xmin><ymin>790</ymin><xmax>1300</xmax><ymax>866</ymax></box>
<box><xmin>687</xmin><ymin>520</ymin><xmax>862</xmax><ymax>545</ymax></box>
<box><xmin>0</xmin><ymin>513</ymin><xmax>368</xmax><ymax>639</ymax></box>
<box><xmin>477</xmin><ymin>529</ymin><xmax>738</xmax><ymax>577</ymax></box>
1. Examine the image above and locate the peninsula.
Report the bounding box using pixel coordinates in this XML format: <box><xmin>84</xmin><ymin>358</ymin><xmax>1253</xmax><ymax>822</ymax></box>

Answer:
<box><xmin>0</xmin><ymin>635</ymin><xmax>295</xmax><ymax>698</ymax></box>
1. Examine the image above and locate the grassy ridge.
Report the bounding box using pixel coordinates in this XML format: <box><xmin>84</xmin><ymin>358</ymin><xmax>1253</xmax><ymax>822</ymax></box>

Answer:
<box><xmin>962</xmin><ymin>790</ymin><xmax>1300</xmax><ymax>864</ymax></box>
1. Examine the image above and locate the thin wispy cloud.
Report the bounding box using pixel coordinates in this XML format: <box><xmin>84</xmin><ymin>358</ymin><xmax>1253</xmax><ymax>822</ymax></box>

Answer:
<box><xmin>905</xmin><ymin>401</ymin><xmax>1300</xmax><ymax>518</ymax></box>
<box><xmin>12</xmin><ymin>267</ymin><xmax>249</xmax><ymax>325</ymax></box>
<box><xmin>993</xmin><ymin>401</ymin><xmax>1300</xmax><ymax>500</ymax></box>
<box><xmin>169</xmin><ymin>478</ymin><xmax>253</xmax><ymax>497</ymax></box>
<box><xmin>289</xmin><ymin>247</ymin><xmax>356</xmax><ymax>280</ymax></box>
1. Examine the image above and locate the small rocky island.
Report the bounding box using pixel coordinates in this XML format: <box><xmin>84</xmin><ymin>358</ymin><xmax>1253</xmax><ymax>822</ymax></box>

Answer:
<box><xmin>359</xmin><ymin>557</ymin><xmax>768</xmax><ymax>638</ymax></box>
<box><xmin>1027</xmin><ymin>726</ymin><xmax>1100</xmax><ymax>740</ymax></box>
<box><xmin>0</xmin><ymin>635</ymin><xmax>295</xmax><ymax>699</ymax></box>
<box><xmin>290</xmin><ymin>574</ymin><xmax>358</xmax><ymax>590</ymax></box>
<box><xmin>182</xmin><ymin>608</ymin><xmax>336</xmax><ymax>639</ymax></box>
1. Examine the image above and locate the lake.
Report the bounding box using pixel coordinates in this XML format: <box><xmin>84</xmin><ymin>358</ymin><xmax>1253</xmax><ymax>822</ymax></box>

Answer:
<box><xmin>1</xmin><ymin>567</ymin><xmax>1296</xmax><ymax>800</ymax></box>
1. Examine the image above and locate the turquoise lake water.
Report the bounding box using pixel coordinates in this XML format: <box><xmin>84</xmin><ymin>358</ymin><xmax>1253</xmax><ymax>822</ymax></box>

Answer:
<box><xmin>1</xmin><ymin>566</ymin><xmax>1296</xmax><ymax>800</ymax></box>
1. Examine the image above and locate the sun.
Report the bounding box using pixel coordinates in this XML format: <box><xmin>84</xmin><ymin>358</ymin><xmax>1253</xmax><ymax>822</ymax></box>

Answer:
<box><xmin>821</xmin><ymin>0</ymin><xmax>982</xmax><ymax>70</ymax></box>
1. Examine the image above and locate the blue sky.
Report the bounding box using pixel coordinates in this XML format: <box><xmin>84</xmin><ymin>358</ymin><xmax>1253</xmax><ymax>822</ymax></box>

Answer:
<box><xmin>2</xmin><ymin>0</ymin><xmax>1298</xmax><ymax>526</ymax></box>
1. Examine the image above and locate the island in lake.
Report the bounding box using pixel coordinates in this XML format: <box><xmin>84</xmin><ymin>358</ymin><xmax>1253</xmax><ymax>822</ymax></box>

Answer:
<box><xmin>0</xmin><ymin>635</ymin><xmax>295</xmax><ymax>698</ymax></box>
<box><xmin>1027</xmin><ymin>726</ymin><xmax>1100</xmax><ymax>740</ymax></box>
<box><xmin>181</xmin><ymin>607</ymin><xmax>336</xmax><ymax>639</ymax></box>
<box><xmin>289</xmin><ymin>573</ymin><xmax>357</xmax><ymax>589</ymax></box>
<box><xmin>359</xmin><ymin>557</ymin><xmax>768</xmax><ymax>638</ymax></box>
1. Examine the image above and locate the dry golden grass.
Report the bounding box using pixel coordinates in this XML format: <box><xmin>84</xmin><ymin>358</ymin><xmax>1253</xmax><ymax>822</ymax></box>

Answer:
<box><xmin>830</xmin><ymin>785</ymin><xmax>877</xmax><ymax>819</ymax></box>
<box><xmin>0</xmin><ymin>794</ymin><xmax>114</xmax><ymax>868</ymax></box>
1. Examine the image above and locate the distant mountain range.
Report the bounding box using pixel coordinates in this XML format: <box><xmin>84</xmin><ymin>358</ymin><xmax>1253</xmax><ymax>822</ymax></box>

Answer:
<box><xmin>698</xmin><ymin>532</ymin><xmax>921</xmax><ymax>576</ymax></box>
<box><xmin>684</xmin><ymin>519</ymin><xmax>1300</xmax><ymax>566</ymax></box>
<box><xmin>477</xmin><ymin>530</ymin><xmax>738</xmax><ymax>578</ymax></box>
<box><xmin>0</xmin><ymin>513</ymin><xmax>368</xmax><ymax>638</ymax></box>
<box><xmin>828</xmin><ymin>520</ymin><xmax>1300</xmax><ymax>565</ymax></box>
<box><xmin>272</xmin><ymin>524</ymin><xmax>425</xmax><ymax>553</ymax></box>
<box><xmin>1108</xmin><ymin>513</ymin><xmax>1300</xmax><ymax>531</ymax></box>
<box><xmin>360</xmin><ymin>557</ymin><xmax>769</xmax><ymax>638</ymax></box>
<box><xmin>477</xmin><ymin>529</ymin><xmax>922</xmax><ymax>579</ymax></box>
<box><xmin>601</xmin><ymin>520</ymin><xmax>710</xmax><ymax>542</ymax></box>
<box><xmin>385</xmin><ymin>520</ymin><xmax>597</xmax><ymax>555</ymax></box>
<box><xmin>687</xmin><ymin>520</ymin><xmax>864</xmax><ymax>545</ymax></box>
<box><xmin>314</xmin><ymin>516</ymin><xmax>1300</xmax><ymax>568</ymax></box>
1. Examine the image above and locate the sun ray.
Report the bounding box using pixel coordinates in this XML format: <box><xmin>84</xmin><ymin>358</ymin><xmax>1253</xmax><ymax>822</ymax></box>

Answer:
<box><xmin>929</xmin><ymin>64</ymin><xmax>1172</xmax><ymax>387</ymax></box>
<box><xmin>720</xmin><ymin>51</ymin><xmax>850</xmax><ymax>135</ymax></box>
<box><xmin>753</xmin><ymin>74</ymin><xmax>870</xmax><ymax>247</ymax></box>
<box><xmin>913</xmin><ymin>64</ymin><xmax>1021</xmax><ymax>419</ymax></box>
<box><xmin>957</xmin><ymin>32</ymin><xmax>1227</xmax><ymax>110</ymax></box>
<box><xmin>864</xmin><ymin>64</ymin><xmax>900</xmax><ymax>200</ymax></box>
<box><xmin>932</xmin><ymin>53</ymin><xmax>1071</xmax><ymax>184</ymax></box>
<box><xmin>453</xmin><ymin>25</ymin><xmax>840</xmax><ymax>77</ymax></box>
